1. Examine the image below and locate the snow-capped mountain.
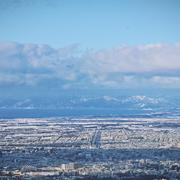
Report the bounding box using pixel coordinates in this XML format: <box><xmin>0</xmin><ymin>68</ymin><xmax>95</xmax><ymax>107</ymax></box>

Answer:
<box><xmin>0</xmin><ymin>95</ymin><xmax>169</xmax><ymax>109</ymax></box>
<box><xmin>0</xmin><ymin>93</ymin><xmax>179</xmax><ymax>118</ymax></box>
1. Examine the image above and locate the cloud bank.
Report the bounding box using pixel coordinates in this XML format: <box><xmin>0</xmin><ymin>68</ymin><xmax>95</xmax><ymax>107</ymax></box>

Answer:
<box><xmin>0</xmin><ymin>42</ymin><xmax>180</xmax><ymax>88</ymax></box>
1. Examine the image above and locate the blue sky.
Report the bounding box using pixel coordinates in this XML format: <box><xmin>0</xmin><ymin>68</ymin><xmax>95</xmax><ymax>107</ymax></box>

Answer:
<box><xmin>0</xmin><ymin>0</ymin><xmax>180</xmax><ymax>90</ymax></box>
<box><xmin>0</xmin><ymin>0</ymin><xmax>180</xmax><ymax>48</ymax></box>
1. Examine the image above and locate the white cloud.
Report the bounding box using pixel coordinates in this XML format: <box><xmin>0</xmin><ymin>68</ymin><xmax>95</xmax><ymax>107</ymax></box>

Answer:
<box><xmin>0</xmin><ymin>42</ymin><xmax>180</xmax><ymax>88</ymax></box>
<box><xmin>84</xmin><ymin>43</ymin><xmax>180</xmax><ymax>73</ymax></box>
<box><xmin>150</xmin><ymin>76</ymin><xmax>180</xmax><ymax>87</ymax></box>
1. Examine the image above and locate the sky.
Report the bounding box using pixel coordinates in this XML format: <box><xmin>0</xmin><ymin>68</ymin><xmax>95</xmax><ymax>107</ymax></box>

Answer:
<box><xmin>0</xmin><ymin>0</ymin><xmax>180</xmax><ymax>48</ymax></box>
<box><xmin>0</xmin><ymin>0</ymin><xmax>180</xmax><ymax>92</ymax></box>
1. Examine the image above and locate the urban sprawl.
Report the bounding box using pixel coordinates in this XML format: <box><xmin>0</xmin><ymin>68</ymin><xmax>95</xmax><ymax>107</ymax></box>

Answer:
<box><xmin>0</xmin><ymin>117</ymin><xmax>180</xmax><ymax>179</ymax></box>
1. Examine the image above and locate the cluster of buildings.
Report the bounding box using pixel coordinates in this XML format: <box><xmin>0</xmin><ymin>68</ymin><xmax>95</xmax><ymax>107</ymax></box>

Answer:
<box><xmin>0</xmin><ymin>117</ymin><xmax>180</xmax><ymax>179</ymax></box>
